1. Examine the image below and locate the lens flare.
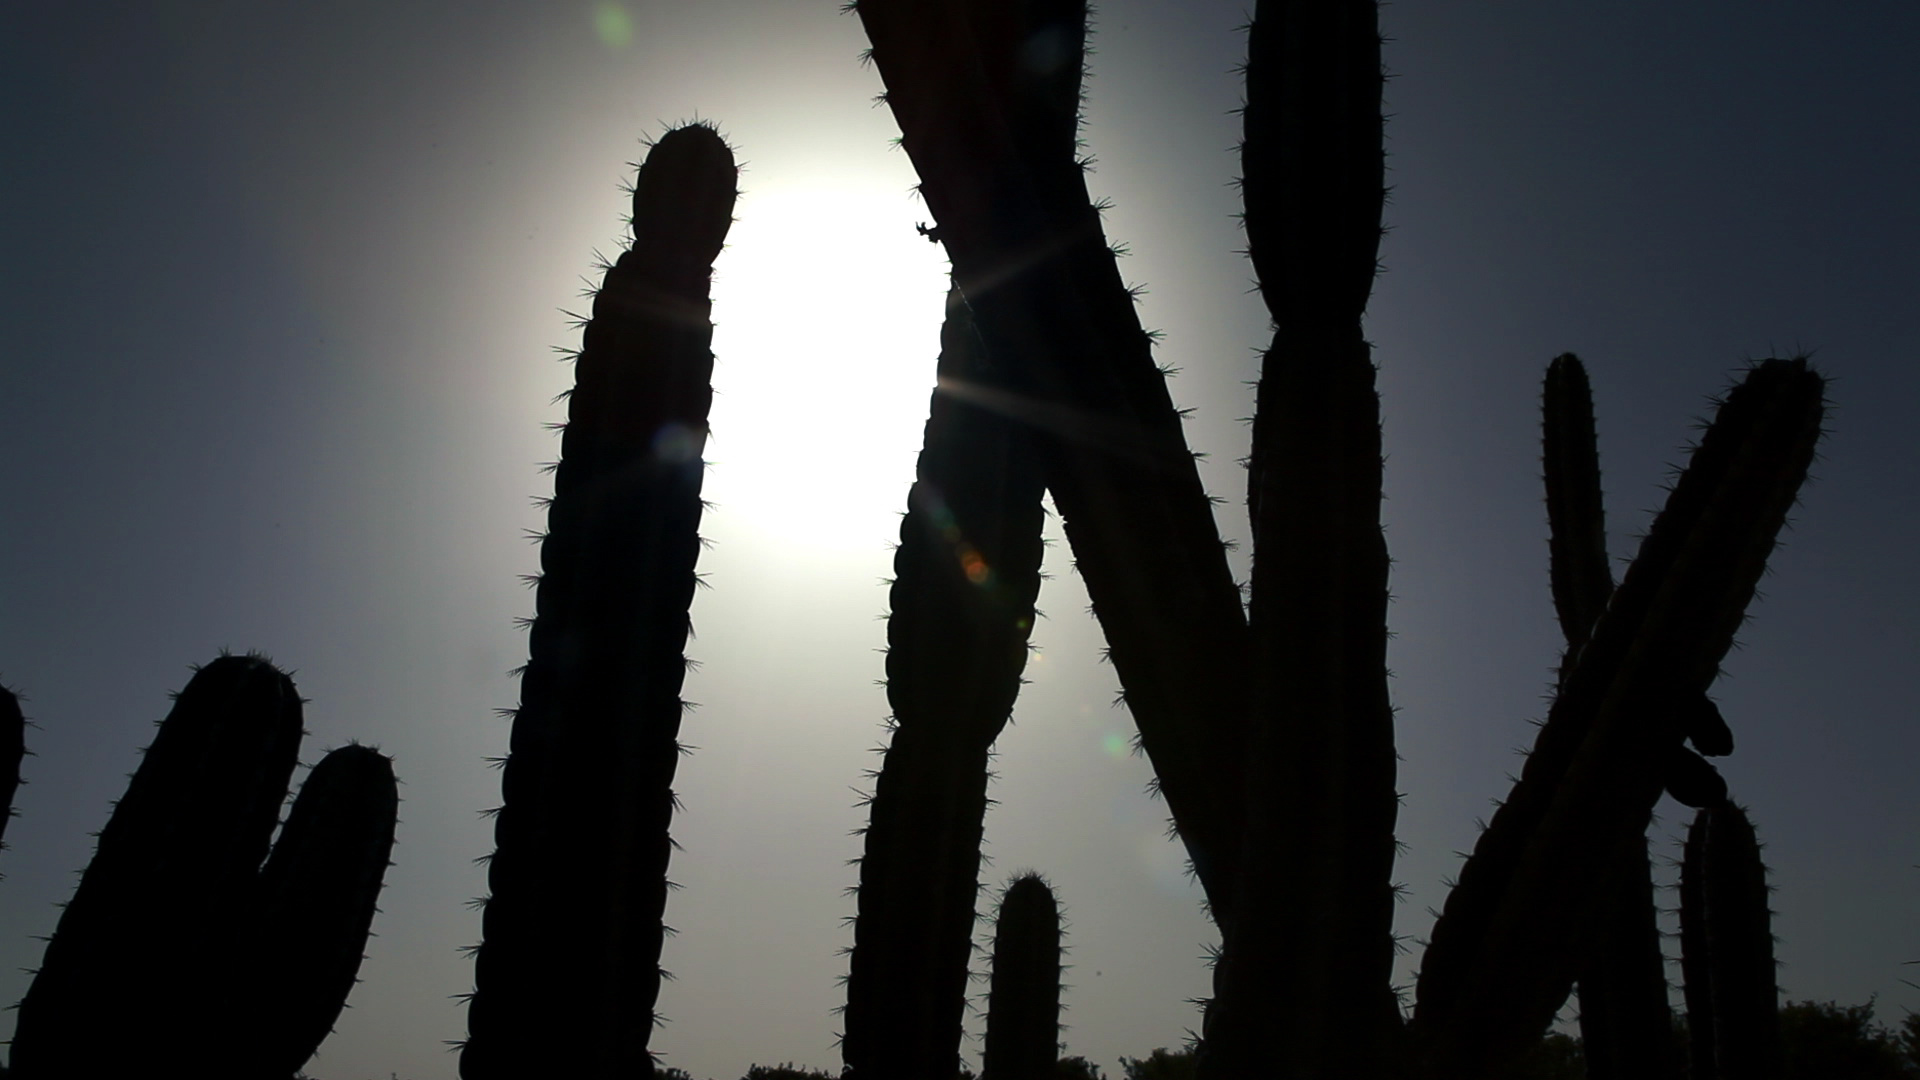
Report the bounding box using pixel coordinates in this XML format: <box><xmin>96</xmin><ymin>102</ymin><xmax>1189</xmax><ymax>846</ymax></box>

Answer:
<box><xmin>592</xmin><ymin>3</ymin><xmax>633</xmax><ymax>49</ymax></box>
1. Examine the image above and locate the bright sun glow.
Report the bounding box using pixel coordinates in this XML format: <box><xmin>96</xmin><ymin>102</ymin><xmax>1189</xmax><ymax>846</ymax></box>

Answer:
<box><xmin>703</xmin><ymin>179</ymin><xmax>952</xmax><ymax>558</ymax></box>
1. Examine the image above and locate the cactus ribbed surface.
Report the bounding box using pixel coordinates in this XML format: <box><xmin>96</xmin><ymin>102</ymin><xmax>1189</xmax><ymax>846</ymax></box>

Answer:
<box><xmin>1681</xmin><ymin>803</ymin><xmax>1783</xmax><ymax>1080</ymax></box>
<box><xmin>843</xmin><ymin>288</ymin><xmax>1046</xmax><ymax>1080</ymax></box>
<box><xmin>1415</xmin><ymin>358</ymin><xmax>1824</xmax><ymax>1075</ymax></box>
<box><xmin>13</xmin><ymin>653</ymin><xmax>396</xmax><ymax>1079</ymax></box>
<box><xmin>982</xmin><ymin>873</ymin><xmax>1064</xmax><ymax>1080</ymax></box>
<box><xmin>463</xmin><ymin>122</ymin><xmax>737</xmax><ymax>1080</ymax></box>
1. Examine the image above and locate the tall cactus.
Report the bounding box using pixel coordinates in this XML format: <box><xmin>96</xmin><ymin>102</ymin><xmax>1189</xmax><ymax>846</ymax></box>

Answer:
<box><xmin>982</xmin><ymin>873</ymin><xmax>1064</xmax><ymax>1080</ymax></box>
<box><xmin>1541</xmin><ymin>353</ymin><xmax>1678</xmax><ymax>1080</ymax></box>
<box><xmin>1681</xmin><ymin>803</ymin><xmax>1783</xmax><ymax>1080</ymax></box>
<box><xmin>11</xmin><ymin>653</ymin><xmax>398</xmax><ymax>1080</ymax></box>
<box><xmin>842</xmin><ymin>287</ymin><xmax>1046</xmax><ymax>1079</ymax></box>
<box><xmin>462</xmin><ymin>122</ymin><xmax>738</xmax><ymax>1080</ymax></box>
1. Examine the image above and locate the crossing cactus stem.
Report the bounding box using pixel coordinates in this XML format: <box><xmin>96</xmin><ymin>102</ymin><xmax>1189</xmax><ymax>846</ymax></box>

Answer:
<box><xmin>1681</xmin><ymin>803</ymin><xmax>1783</xmax><ymax>1080</ymax></box>
<box><xmin>983</xmin><ymin>873</ymin><xmax>1065</xmax><ymax>1080</ymax></box>
<box><xmin>843</xmin><ymin>287</ymin><xmax>1046</xmax><ymax>1080</ymax></box>
<box><xmin>462</xmin><ymin>121</ymin><xmax>738</xmax><ymax>1080</ymax></box>
<box><xmin>13</xmin><ymin>654</ymin><xmax>396</xmax><ymax>1080</ymax></box>
<box><xmin>1415</xmin><ymin>358</ymin><xmax>1823</xmax><ymax>1075</ymax></box>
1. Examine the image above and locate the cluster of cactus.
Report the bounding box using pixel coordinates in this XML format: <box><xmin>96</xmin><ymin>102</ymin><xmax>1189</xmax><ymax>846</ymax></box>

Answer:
<box><xmin>460</xmin><ymin>1</ymin><xmax>1826</xmax><ymax>1078</ymax></box>
<box><xmin>7</xmin><ymin>652</ymin><xmax>399</xmax><ymax>1079</ymax></box>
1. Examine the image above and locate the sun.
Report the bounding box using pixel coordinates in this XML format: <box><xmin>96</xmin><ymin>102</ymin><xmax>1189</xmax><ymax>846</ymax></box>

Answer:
<box><xmin>701</xmin><ymin>178</ymin><xmax>953</xmax><ymax>559</ymax></box>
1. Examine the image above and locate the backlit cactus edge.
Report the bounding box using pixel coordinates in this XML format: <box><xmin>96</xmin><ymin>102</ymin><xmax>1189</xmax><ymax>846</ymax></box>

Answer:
<box><xmin>450</xmin><ymin>2</ymin><xmax>1825</xmax><ymax>1079</ymax></box>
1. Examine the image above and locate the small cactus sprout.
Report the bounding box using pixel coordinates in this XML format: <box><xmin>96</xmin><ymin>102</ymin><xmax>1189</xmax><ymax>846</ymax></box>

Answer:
<box><xmin>843</xmin><ymin>287</ymin><xmax>1045</xmax><ymax>1080</ymax></box>
<box><xmin>1681</xmin><ymin>803</ymin><xmax>1783</xmax><ymax>1080</ymax></box>
<box><xmin>982</xmin><ymin>873</ymin><xmax>1064</xmax><ymax>1080</ymax></box>
<box><xmin>13</xmin><ymin>654</ymin><xmax>397</xmax><ymax>1080</ymax></box>
<box><xmin>463</xmin><ymin>121</ymin><xmax>738</xmax><ymax>1080</ymax></box>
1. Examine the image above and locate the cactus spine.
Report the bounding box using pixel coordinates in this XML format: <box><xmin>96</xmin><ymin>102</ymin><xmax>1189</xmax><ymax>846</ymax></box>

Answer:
<box><xmin>462</xmin><ymin>122</ymin><xmax>738</xmax><ymax>1080</ymax></box>
<box><xmin>1681</xmin><ymin>803</ymin><xmax>1783</xmax><ymax>1080</ymax></box>
<box><xmin>12</xmin><ymin>653</ymin><xmax>397</xmax><ymax>1079</ymax></box>
<box><xmin>843</xmin><ymin>287</ymin><xmax>1046</xmax><ymax>1079</ymax></box>
<box><xmin>982</xmin><ymin>873</ymin><xmax>1064</xmax><ymax>1080</ymax></box>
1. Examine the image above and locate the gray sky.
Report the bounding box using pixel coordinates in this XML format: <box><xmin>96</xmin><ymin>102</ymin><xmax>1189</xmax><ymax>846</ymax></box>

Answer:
<box><xmin>2</xmin><ymin>3</ymin><xmax>1916</xmax><ymax>1078</ymax></box>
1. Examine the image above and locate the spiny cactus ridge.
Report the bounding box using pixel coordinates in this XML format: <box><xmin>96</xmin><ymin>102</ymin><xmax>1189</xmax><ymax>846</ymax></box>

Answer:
<box><xmin>462</xmin><ymin>121</ymin><xmax>738</xmax><ymax>1080</ymax></box>
<box><xmin>982</xmin><ymin>873</ymin><xmax>1065</xmax><ymax>1080</ymax></box>
<box><xmin>11</xmin><ymin>653</ymin><xmax>398</xmax><ymax>1079</ymax></box>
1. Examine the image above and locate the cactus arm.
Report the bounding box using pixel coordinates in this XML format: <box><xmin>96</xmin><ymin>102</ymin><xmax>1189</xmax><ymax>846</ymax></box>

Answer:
<box><xmin>232</xmin><ymin>742</ymin><xmax>399</xmax><ymax>1078</ymax></box>
<box><xmin>1542</xmin><ymin>353</ymin><xmax>1616</xmax><ymax>656</ymax></box>
<box><xmin>1681</xmin><ymin>803</ymin><xmax>1783</xmax><ymax>1080</ymax></box>
<box><xmin>1413</xmin><ymin>358</ymin><xmax>1824</xmax><ymax>1074</ymax></box>
<box><xmin>1199</xmin><ymin>3</ymin><xmax>1400</xmax><ymax>1077</ymax></box>
<box><xmin>982</xmin><ymin>873</ymin><xmax>1064</xmax><ymax>1080</ymax></box>
<box><xmin>463</xmin><ymin>123</ymin><xmax>737</xmax><ymax>1080</ymax></box>
<box><xmin>856</xmin><ymin>0</ymin><xmax>1251</xmax><ymax>924</ymax></box>
<box><xmin>843</xmin><ymin>288</ymin><xmax>1047</xmax><ymax>1080</ymax></box>
<box><xmin>12</xmin><ymin>653</ymin><xmax>304</xmax><ymax>1078</ymax></box>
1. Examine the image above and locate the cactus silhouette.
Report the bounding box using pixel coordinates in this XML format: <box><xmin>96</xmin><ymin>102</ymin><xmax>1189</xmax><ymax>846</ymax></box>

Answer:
<box><xmin>461</xmin><ymin>121</ymin><xmax>739</xmax><ymax>1080</ymax></box>
<box><xmin>842</xmin><ymin>286</ymin><xmax>1047</xmax><ymax>1079</ymax></box>
<box><xmin>10</xmin><ymin>653</ymin><xmax>398</xmax><ymax>1079</ymax></box>
<box><xmin>1681</xmin><ymin>803</ymin><xmax>1783</xmax><ymax>1080</ymax></box>
<box><xmin>982</xmin><ymin>873</ymin><xmax>1064</xmax><ymax>1080</ymax></box>
<box><xmin>0</xmin><ymin>684</ymin><xmax>22</xmax><ymax>868</ymax></box>
<box><xmin>454</xmin><ymin>4</ymin><xmax>1827</xmax><ymax>1077</ymax></box>
<box><xmin>845</xmin><ymin>2</ymin><xmax>1824</xmax><ymax>1078</ymax></box>
<box><xmin>1540</xmin><ymin>353</ymin><xmax>1678</xmax><ymax>1080</ymax></box>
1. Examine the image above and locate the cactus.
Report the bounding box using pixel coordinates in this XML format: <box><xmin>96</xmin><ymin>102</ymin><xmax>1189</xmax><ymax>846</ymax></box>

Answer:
<box><xmin>1681</xmin><ymin>803</ymin><xmax>1783</xmax><ymax>1080</ymax></box>
<box><xmin>0</xmin><ymin>683</ymin><xmax>23</xmax><ymax>865</ymax></box>
<box><xmin>462</xmin><ymin>121</ymin><xmax>739</xmax><ymax>1080</ymax></box>
<box><xmin>846</xmin><ymin>3</ymin><xmax>1823</xmax><ymax>1079</ymax></box>
<box><xmin>1540</xmin><ymin>353</ymin><xmax>1678</xmax><ymax>1080</ymax></box>
<box><xmin>842</xmin><ymin>287</ymin><xmax>1047</xmax><ymax>1079</ymax></box>
<box><xmin>1414</xmin><ymin>357</ymin><xmax>1823</xmax><ymax>1074</ymax></box>
<box><xmin>10</xmin><ymin>653</ymin><xmax>398</xmax><ymax>1079</ymax></box>
<box><xmin>982</xmin><ymin>873</ymin><xmax>1064</xmax><ymax>1080</ymax></box>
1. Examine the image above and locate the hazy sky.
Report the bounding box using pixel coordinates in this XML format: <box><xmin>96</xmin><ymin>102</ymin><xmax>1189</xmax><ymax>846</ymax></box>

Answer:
<box><xmin>3</xmin><ymin>3</ymin><xmax>1916</xmax><ymax>1078</ymax></box>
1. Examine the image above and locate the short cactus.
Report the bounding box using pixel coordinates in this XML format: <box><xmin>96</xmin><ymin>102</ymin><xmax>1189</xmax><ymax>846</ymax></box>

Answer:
<box><xmin>982</xmin><ymin>873</ymin><xmax>1064</xmax><ymax>1080</ymax></box>
<box><xmin>1681</xmin><ymin>803</ymin><xmax>1783</xmax><ymax>1080</ymax></box>
<box><xmin>11</xmin><ymin>653</ymin><xmax>398</xmax><ymax>1079</ymax></box>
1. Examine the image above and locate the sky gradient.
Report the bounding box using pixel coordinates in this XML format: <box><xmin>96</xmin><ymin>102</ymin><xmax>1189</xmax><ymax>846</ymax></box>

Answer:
<box><xmin>2</xmin><ymin>3</ymin><xmax>1916</xmax><ymax>1078</ymax></box>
